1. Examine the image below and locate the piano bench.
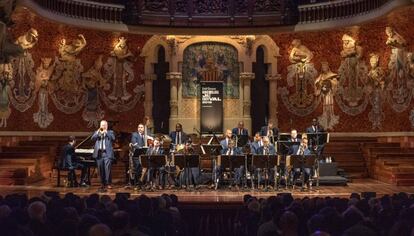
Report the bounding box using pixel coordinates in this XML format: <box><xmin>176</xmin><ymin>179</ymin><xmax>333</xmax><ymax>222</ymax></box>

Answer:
<box><xmin>53</xmin><ymin>166</ymin><xmax>70</xmax><ymax>187</ymax></box>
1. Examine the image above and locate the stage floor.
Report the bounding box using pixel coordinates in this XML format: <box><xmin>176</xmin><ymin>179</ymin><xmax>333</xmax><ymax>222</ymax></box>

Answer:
<box><xmin>1</xmin><ymin>179</ymin><xmax>413</xmax><ymax>203</ymax></box>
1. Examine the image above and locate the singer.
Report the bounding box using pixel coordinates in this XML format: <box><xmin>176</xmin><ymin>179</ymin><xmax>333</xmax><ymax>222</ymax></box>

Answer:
<box><xmin>92</xmin><ymin>120</ymin><xmax>115</xmax><ymax>191</ymax></box>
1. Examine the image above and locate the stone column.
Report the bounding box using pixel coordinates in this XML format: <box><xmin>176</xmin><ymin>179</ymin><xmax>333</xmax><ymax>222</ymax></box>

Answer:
<box><xmin>240</xmin><ymin>72</ymin><xmax>255</xmax><ymax>114</ymax></box>
<box><xmin>266</xmin><ymin>74</ymin><xmax>281</xmax><ymax>126</ymax></box>
<box><xmin>141</xmin><ymin>74</ymin><xmax>157</xmax><ymax>122</ymax></box>
<box><xmin>166</xmin><ymin>72</ymin><xmax>182</xmax><ymax>131</ymax></box>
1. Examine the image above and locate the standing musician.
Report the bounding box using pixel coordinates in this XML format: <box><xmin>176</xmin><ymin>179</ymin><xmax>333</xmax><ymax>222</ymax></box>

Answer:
<box><xmin>232</xmin><ymin>121</ymin><xmax>249</xmax><ymax>136</ymax></box>
<box><xmin>60</xmin><ymin>136</ymin><xmax>88</xmax><ymax>187</ymax></box>
<box><xmin>92</xmin><ymin>120</ymin><xmax>116</xmax><ymax>191</ymax></box>
<box><xmin>129</xmin><ymin>123</ymin><xmax>154</xmax><ymax>188</ymax></box>
<box><xmin>306</xmin><ymin>118</ymin><xmax>325</xmax><ymax>156</ymax></box>
<box><xmin>213</xmin><ymin>139</ymin><xmax>243</xmax><ymax>189</ymax></box>
<box><xmin>145</xmin><ymin>137</ymin><xmax>164</xmax><ymax>189</ymax></box>
<box><xmin>260</xmin><ymin>120</ymin><xmax>279</xmax><ymax>144</ymax></box>
<box><xmin>292</xmin><ymin>136</ymin><xmax>312</xmax><ymax>188</ymax></box>
<box><xmin>169</xmin><ymin>123</ymin><xmax>188</xmax><ymax>147</ymax></box>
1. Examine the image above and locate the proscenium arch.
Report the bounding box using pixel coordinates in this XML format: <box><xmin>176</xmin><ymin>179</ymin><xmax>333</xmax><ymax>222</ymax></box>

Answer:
<box><xmin>251</xmin><ymin>35</ymin><xmax>280</xmax><ymax>75</ymax></box>
<box><xmin>140</xmin><ymin>35</ymin><xmax>172</xmax><ymax>74</ymax></box>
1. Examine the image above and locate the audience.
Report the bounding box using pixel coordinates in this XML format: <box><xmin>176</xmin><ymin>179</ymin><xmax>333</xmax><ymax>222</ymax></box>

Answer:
<box><xmin>1</xmin><ymin>192</ymin><xmax>414</xmax><ymax>235</ymax></box>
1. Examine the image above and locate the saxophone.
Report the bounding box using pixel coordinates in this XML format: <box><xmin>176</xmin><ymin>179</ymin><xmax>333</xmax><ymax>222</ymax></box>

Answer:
<box><xmin>128</xmin><ymin>144</ymin><xmax>136</xmax><ymax>182</ymax></box>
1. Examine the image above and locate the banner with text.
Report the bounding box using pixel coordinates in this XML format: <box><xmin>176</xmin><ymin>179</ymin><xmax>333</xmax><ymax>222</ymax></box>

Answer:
<box><xmin>201</xmin><ymin>81</ymin><xmax>223</xmax><ymax>134</ymax></box>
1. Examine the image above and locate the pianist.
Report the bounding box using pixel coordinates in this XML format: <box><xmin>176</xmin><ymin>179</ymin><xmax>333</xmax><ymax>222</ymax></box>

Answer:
<box><xmin>92</xmin><ymin>120</ymin><xmax>116</xmax><ymax>191</ymax></box>
<box><xmin>61</xmin><ymin>136</ymin><xmax>88</xmax><ymax>187</ymax></box>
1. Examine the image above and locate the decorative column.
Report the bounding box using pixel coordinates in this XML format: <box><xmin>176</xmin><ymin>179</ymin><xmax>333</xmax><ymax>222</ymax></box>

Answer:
<box><xmin>266</xmin><ymin>74</ymin><xmax>281</xmax><ymax>126</ymax></box>
<box><xmin>141</xmin><ymin>73</ymin><xmax>157</xmax><ymax>121</ymax></box>
<box><xmin>240</xmin><ymin>72</ymin><xmax>255</xmax><ymax>117</ymax></box>
<box><xmin>166</xmin><ymin>72</ymin><xmax>182</xmax><ymax>131</ymax></box>
<box><xmin>240</xmin><ymin>72</ymin><xmax>255</xmax><ymax>133</ymax></box>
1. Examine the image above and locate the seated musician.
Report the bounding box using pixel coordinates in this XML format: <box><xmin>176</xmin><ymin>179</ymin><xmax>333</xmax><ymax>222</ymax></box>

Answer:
<box><xmin>176</xmin><ymin>139</ymin><xmax>199</xmax><ymax>189</ymax></box>
<box><xmin>130</xmin><ymin>123</ymin><xmax>153</xmax><ymax>188</ymax></box>
<box><xmin>250</xmin><ymin>132</ymin><xmax>264</xmax><ymax>154</ymax></box>
<box><xmin>213</xmin><ymin>139</ymin><xmax>244</xmax><ymax>189</ymax></box>
<box><xmin>220</xmin><ymin>129</ymin><xmax>233</xmax><ymax>150</ymax></box>
<box><xmin>306</xmin><ymin>118</ymin><xmax>326</xmax><ymax>156</ymax></box>
<box><xmin>256</xmin><ymin>136</ymin><xmax>277</xmax><ymax>186</ymax></box>
<box><xmin>288</xmin><ymin>129</ymin><xmax>301</xmax><ymax>154</ymax></box>
<box><xmin>60</xmin><ymin>136</ymin><xmax>88</xmax><ymax>187</ymax></box>
<box><xmin>232</xmin><ymin>121</ymin><xmax>248</xmax><ymax>136</ymax></box>
<box><xmin>145</xmin><ymin>138</ymin><xmax>164</xmax><ymax>189</ymax></box>
<box><xmin>169</xmin><ymin>123</ymin><xmax>188</xmax><ymax>148</ymax></box>
<box><xmin>291</xmin><ymin>135</ymin><xmax>313</xmax><ymax>188</ymax></box>
<box><xmin>260</xmin><ymin>120</ymin><xmax>279</xmax><ymax>143</ymax></box>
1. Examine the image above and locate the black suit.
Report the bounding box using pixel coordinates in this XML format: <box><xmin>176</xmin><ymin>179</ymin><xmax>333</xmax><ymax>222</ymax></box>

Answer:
<box><xmin>60</xmin><ymin>143</ymin><xmax>87</xmax><ymax>185</ymax></box>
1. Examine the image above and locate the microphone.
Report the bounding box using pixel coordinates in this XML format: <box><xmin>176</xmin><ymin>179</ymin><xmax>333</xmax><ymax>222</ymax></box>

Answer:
<box><xmin>161</xmin><ymin>122</ymin><xmax>164</xmax><ymax>129</ymax></box>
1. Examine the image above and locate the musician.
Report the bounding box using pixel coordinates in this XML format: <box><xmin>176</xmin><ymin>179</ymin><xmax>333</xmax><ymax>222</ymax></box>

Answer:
<box><xmin>250</xmin><ymin>132</ymin><xmax>264</xmax><ymax>154</ymax></box>
<box><xmin>60</xmin><ymin>136</ymin><xmax>88</xmax><ymax>187</ymax></box>
<box><xmin>145</xmin><ymin>137</ymin><xmax>164</xmax><ymax>189</ymax></box>
<box><xmin>214</xmin><ymin>139</ymin><xmax>244</xmax><ymax>189</ymax></box>
<box><xmin>177</xmin><ymin>139</ymin><xmax>199</xmax><ymax>189</ymax></box>
<box><xmin>92</xmin><ymin>120</ymin><xmax>116</xmax><ymax>191</ymax></box>
<box><xmin>292</xmin><ymin>136</ymin><xmax>312</xmax><ymax>188</ymax></box>
<box><xmin>288</xmin><ymin>129</ymin><xmax>301</xmax><ymax>155</ymax></box>
<box><xmin>256</xmin><ymin>136</ymin><xmax>277</xmax><ymax>187</ymax></box>
<box><xmin>232</xmin><ymin>121</ymin><xmax>248</xmax><ymax>136</ymax></box>
<box><xmin>260</xmin><ymin>121</ymin><xmax>279</xmax><ymax>143</ymax></box>
<box><xmin>306</xmin><ymin>118</ymin><xmax>325</xmax><ymax>156</ymax></box>
<box><xmin>220</xmin><ymin>129</ymin><xmax>233</xmax><ymax>150</ymax></box>
<box><xmin>169</xmin><ymin>123</ymin><xmax>188</xmax><ymax>147</ymax></box>
<box><xmin>130</xmin><ymin>123</ymin><xmax>154</xmax><ymax>186</ymax></box>
<box><xmin>257</xmin><ymin>136</ymin><xmax>276</xmax><ymax>155</ymax></box>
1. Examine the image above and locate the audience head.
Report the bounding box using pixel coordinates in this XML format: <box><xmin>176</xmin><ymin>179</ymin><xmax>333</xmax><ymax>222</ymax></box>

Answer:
<box><xmin>27</xmin><ymin>201</ymin><xmax>47</xmax><ymax>222</ymax></box>
<box><xmin>88</xmin><ymin>223</ymin><xmax>112</xmax><ymax>236</ymax></box>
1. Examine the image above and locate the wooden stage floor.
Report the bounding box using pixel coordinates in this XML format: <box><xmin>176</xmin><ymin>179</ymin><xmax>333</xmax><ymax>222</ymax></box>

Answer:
<box><xmin>1</xmin><ymin>179</ymin><xmax>413</xmax><ymax>203</ymax></box>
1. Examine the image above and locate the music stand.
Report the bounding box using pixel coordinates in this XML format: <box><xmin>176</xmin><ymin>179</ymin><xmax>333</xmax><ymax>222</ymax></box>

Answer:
<box><xmin>291</xmin><ymin>154</ymin><xmax>316</xmax><ymax>191</ymax></box>
<box><xmin>236</xmin><ymin>135</ymin><xmax>249</xmax><ymax>147</ymax></box>
<box><xmin>175</xmin><ymin>154</ymin><xmax>200</xmax><ymax>190</ymax></box>
<box><xmin>306</xmin><ymin>132</ymin><xmax>329</xmax><ymax>157</ymax></box>
<box><xmin>140</xmin><ymin>154</ymin><xmax>166</xmax><ymax>189</ymax></box>
<box><xmin>252</xmin><ymin>155</ymin><xmax>278</xmax><ymax>191</ymax></box>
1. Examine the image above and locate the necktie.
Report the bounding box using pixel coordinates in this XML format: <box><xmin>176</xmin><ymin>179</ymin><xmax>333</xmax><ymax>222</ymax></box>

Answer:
<box><xmin>100</xmin><ymin>133</ymin><xmax>105</xmax><ymax>150</ymax></box>
<box><xmin>239</xmin><ymin>129</ymin><xmax>241</xmax><ymax>135</ymax></box>
<box><xmin>178</xmin><ymin>132</ymin><xmax>181</xmax><ymax>144</ymax></box>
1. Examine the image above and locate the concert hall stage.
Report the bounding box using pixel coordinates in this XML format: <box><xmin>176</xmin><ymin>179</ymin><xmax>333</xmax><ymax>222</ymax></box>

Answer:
<box><xmin>0</xmin><ymin>179</ymin><xmax>413</xmax><ymax>203</ymax></box>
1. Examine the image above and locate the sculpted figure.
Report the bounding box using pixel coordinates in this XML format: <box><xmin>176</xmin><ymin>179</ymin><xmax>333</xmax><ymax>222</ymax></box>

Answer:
<box><xmin>59</xmin><ymin>34</ymin><xmax>87</xmax><ymax>62</ymax></box>
<box><xmin>315</xmin><ymin>61</ymin><xmax>339</xmax><ymax>129</ymax></box>
<box><xmin>367</xmin><ymin>54</ymin><xmax>385</xmax><ymax>90</ymax></box>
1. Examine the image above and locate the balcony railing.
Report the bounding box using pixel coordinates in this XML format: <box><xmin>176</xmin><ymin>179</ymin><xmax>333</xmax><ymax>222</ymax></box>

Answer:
<box><xmin>33</xmin><ymin>0</ymin><xmax>124</xmax><ymax>23</ymax></box>
<box><xmin>298</xmin><ymin>0</ymin><xmax>391</xmax><ymax>24</ymax></box>
<box><xmin>26</xmin><ymin>0</ymin><xmax>407</xmax><ymax>29</ymax></box>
